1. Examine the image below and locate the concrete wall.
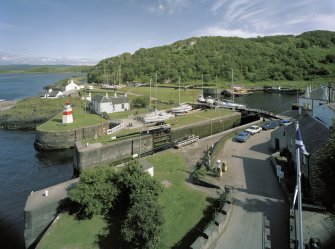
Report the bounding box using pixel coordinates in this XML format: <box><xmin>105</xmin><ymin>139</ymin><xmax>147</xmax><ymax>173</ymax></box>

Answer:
<box><xmin>35</xmin><ymin>122</ymin><xmax>110</xmax><ymax>150</ymax></box>
<box><xmin>171</xmin><ymin>113</ymin><xmax>241</xmax><ymax>142</ymax></box>
<box><xmin>24</xmin><ymin>178</ymin><xmax>79</xmax><ymax>248</ymax></box>
<box><xmin>74</xmin><ymin>113</ymin><xmax>241</xmax><ymax>171</ymax></box>
<box><xmin>74</xmin><ymin>134</ymin><xmax>153</xmax><ymax>171</ymax></box>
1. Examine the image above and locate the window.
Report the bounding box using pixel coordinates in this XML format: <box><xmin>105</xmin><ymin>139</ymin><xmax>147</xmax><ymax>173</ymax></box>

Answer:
<box><xmin>121</xmin><ymin>104</ymin><xmax>124</xmax><ymax>109</ymax></box>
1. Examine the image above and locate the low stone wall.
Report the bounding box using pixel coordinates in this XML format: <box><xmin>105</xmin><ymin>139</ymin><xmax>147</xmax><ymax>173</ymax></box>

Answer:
<box><xmin>190</xmin><ymin>202</ymin><xmax>232</xmax><ymax>249</ymax></box>
<box><xmin>24</xmin><ymin>178</ymin><xmax>79</xmax><ymax>249</ymax></box>
<box><xmin>74</xmin><ymin>134</ymin><xmax>153</xmax><ymax>171</ymax></box>
<box><xmin>35</xmin><ymin>122</ymin><xmax>110</xmax><ymax>150</ymax></box>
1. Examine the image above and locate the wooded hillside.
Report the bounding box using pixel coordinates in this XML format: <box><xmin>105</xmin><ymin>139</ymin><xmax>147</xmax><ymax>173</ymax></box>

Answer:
<box><xmin>88</xmin><ymin>30</ymin><xmax>335</xmax><ymax>84</ymax></box>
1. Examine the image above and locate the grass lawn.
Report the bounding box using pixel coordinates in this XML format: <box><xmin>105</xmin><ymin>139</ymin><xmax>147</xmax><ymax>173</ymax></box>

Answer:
<box><xmin>147</xmin><ymin>150</ymin><xmax>209</xmax><ymax>248</ymax></box>
<box><xmin>167</xmin><ymin>108</ymin><xmax>233</xmax><ymax>128</ymax></box>
<box><xmin>127</xmin><ymin>86</ymin><xmax>202</xmax><ymax>104</ymax></box>
<box><xmin>37</xmin><ymin>103</ymin><xmax>106</xmax><ymax>132</ymax></box>
<box><xmin>37</xmin><ymin>151</ymin><xmax>209</xmax><ymax>249</ymax></box>
<box><xmin>36</xmin><ymin>214</ymin><xmax>108</xmax><ymax>249</ymax></box>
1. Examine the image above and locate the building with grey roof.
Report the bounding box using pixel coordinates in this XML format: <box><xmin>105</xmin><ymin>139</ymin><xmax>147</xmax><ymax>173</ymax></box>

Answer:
<box><xmin>271</xmin><ymin>114</ymin><xmax>330</xmax><ymax>200</ymax></box>
<box><xmin>91</xmin><ymin>92</ymin><xmax>130</xmax><ymax>114</ymax></box>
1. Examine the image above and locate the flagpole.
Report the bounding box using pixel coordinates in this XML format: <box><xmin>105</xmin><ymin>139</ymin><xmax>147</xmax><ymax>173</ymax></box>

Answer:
<box><xmin>295</xmin><ymin>121</ymin><xmax>304</xmax><ymax>249</ymax></box>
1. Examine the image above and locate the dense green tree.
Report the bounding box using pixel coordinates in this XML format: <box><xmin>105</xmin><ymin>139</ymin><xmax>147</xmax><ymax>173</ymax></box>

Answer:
<box><xmin>121</xmin><ymin>198</ymin><xmax>164</xmax><ymax>249</ymax></box>
<box><xmin>88</xmin><ymin>31</ymin><xmax>335</xmax><ymax>84</ymax></box>
<box><xmin>69</xmin><ymin>167</ymin><xmax>119</xmax><ymax>218</ymax></box>
<box><xmin>132</xmin><ymin>96</ymin><xmax>149</xmax><ymax>108</ymax></box>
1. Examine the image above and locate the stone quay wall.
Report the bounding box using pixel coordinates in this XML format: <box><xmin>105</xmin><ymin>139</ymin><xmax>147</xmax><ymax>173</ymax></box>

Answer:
<box><xmin>24</xmin><ymin>178</ymin><xmax>79</xmax><ymax>249</ymax></box>
<box><xmin>34</xmin><ymin>122</ymin><xmax>110</xmax><ymax>150</ymax></box>
<box><xmin>74</xmin><ymin>134</ymin><xmax>153</xmax><ymax>171</ymax></box>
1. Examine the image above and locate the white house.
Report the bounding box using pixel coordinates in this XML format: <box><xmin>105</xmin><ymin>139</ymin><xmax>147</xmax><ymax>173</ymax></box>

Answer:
<box><xmin>91</xmin><ymin>92</ymin><xmax>130</xmax><ymax>114</ymax></box>
<box><xmin>64</xmin><ymin>79</ymin><xmax>80</xmax><ymax>92</ymax></box>
<box><xmin>299</xmin><ymin>84</ymin><xmax>335</xmax><ymax>127</ymax></box>
<box><xmin>41</xmin><ymin>89</ymin><xmax>63</xmax><ymax>99</ymax></box>
<box><xmin>313</xmin><ymin>102</ymin><xmax>335</xmax><ymax>128</ymax></box>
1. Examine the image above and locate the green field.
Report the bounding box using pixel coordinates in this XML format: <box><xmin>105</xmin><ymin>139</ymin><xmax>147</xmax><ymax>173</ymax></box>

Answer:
<box><xmin>37</xmin><ymin>99</ymin><xmax>106</xmax><ymax>132</ymax></box>
<box><xmin>37</xmin><ymin>151</ymin><xmax>209</xmax><ymax>249</ymax></box>
<box><xmin>147</xmin><ymin>151</ymin><xmax>208</xmax><ymax>248</ymax></box>
<box><xmin>36</xmin><ymin>214</ymin><xmax>108</xmax><ymax>249</ymax></box>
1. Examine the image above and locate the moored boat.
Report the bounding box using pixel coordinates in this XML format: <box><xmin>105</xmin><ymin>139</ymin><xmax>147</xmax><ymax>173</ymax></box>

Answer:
<box><xmin>263</xmin><ymin>86</ymin><xmax>303</xmax><ymax>94</ymax></box>
<box><xmin>205</xmin><ymin>96</ymin><xmax>215</xmax><ymax>104</ymax></box>
<box><xmin>197</xmin><ymin>95</ymin><xmax>206</xmax><ymax>103</ymax></box>
<box><xmin>143</xmin><ymin>110</ymin><xmax>174</xmax><ymax>123</ymax></box>
<box><xmin>215</xmin><ymin>99</ymin><xmax>245</xmax><ymax>109</ymax></box>
<box><xmin>171</xmin><ymin>104</ymin><xmax>193</xmax><ymax>114</ymax></box>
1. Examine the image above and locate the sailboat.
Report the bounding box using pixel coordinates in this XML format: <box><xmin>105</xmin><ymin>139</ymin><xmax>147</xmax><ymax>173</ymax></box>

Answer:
<box><xmin>143</xmin><ymin>78</ymin><xmax>174</xmax><ymax>123</ymax></box>
<box><xmin>197</xmin><ymin>74</ymin><xmax>206</xmax><ymax>103</ymax></box>
<box><xmin>171</xmin><ymin>77</ymin><xmax>193</xmax><ymax>114</ymax></box>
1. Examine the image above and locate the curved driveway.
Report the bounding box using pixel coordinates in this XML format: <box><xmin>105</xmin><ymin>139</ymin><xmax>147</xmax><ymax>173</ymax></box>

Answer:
<box><xmin>213</xmin><ymin>129</ymin><xmax>289</xmax><ymax>249</ymax></box>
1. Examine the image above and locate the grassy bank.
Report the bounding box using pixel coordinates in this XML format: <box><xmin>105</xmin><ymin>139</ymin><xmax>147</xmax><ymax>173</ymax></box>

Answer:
<box><xmin>0</xmin><ymin>97</ymin><xmax>67</xmax><ymax>129</ymax></box>
<box><xmin>37</xmin><ymin>151</ymin><xmax>209</xmax><ymax>248</ymax></box>
<box><xmin>37</xmin><ymin>100</ymin><xmax>105</xmax><ymax>132</ymax></box>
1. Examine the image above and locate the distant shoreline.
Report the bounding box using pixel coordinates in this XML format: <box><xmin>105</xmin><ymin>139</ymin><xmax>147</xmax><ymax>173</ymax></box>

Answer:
<box><xmin>0</xmin><ymin>100</ymin><xmax>17</xmax><ymax>111</ymax></box>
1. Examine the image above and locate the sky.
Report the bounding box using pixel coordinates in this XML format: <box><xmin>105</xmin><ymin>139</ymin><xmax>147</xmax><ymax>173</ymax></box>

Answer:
<box><xmin>1</xmin><ymin>0</ymin><xmax>335</xmax><ymax>65</ymax></box>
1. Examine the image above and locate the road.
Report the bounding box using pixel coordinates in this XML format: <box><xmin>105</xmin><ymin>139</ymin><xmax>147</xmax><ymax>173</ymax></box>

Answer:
<box><xmin>212</xmin><ymin>129</ymin><xmax>289</xmax><ymax>249</ymax></box>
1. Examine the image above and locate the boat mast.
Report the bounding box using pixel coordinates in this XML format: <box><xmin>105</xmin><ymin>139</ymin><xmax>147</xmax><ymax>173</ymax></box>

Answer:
<box><xmin>149</xmin><ymin>78</ymin><xmax>152</xmax><ymax>110</ymax></box>
<box><xmin>155</xmin><ymin>72</ymin><xmax>158</xmax><ymax>100</ymax></box>
<box><xmin>202</xmin><ymin>74</ymin><xmax>204</xmax><ymax>97</ymax></box>
<box><xmin>178</xmin><ymin>76</ymin><xmax>181</xmax><ymax>106</ymax></box>
<box><xmin>231</xmin><ymin>69</ymin><xmax>234</xmax><ymax>102</ymax></box>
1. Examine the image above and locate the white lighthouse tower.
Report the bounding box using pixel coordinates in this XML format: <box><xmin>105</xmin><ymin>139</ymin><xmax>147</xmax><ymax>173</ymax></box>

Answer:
<box><xmin>62</xmin><ymin>102</ymin><xmax>73</xmax><ymax>124</ymax></box>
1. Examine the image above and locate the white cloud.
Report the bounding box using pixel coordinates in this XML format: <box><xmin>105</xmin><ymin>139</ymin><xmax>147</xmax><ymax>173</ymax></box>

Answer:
<box><xmin>198</xmin><ymin>0</ymin><xmax>335</xmax><ymax>37</ymax></box>
<box><xmin>0</xmin><ymin>53</ymin><xmax>97</xmax><ymax>65</ymax></box>
<box><xmin>146</xmin><ymin>0</ymin><xmax>196</xmax><ymax>15</ymax></box>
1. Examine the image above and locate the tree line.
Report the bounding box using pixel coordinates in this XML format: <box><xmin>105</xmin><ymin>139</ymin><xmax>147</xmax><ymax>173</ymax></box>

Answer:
<box><xmin>88</xmin><ymin>30</ymin><xmax>335</xmax><ymax>84</ymax></box>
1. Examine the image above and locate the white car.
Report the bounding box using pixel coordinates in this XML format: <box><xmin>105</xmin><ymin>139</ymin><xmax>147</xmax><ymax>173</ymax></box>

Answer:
<box><xmin>245</xmin><ymin>125</ymin><xmax>262</xmax><ymax>135</ymax></box>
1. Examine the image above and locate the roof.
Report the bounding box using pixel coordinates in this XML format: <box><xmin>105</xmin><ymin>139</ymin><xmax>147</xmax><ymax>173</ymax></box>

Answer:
<box><xmin>48</xmin><ymin>90</ymin><xmax>62</xmax><ymax>97</ymax></box>
<box><xmin>327</xmin><ymin>102</ymin><xmax>335</xmax><ymax>112</ymax></box>
<box><xmin>92</xmin><ymin>95</ymin><xmax>111</xmax><ymax>103</ymax></box>
<box><xmin>308</xmin><ymin>84</ymin><xmax>335</xmax><ymax>101</ymax></box>
<box><xmin>92</xmin><ymin>94</ymin><xmax>129</xmax><ymax>104</ymax></box>
<box><xmin>110</xmin><ymin>96</ymin><xmax>129</xmax><ymax>105</ymax></box>
<box><xmin>285</xmin><ymin>115</ymin><xmax>329</xmax><ymax>154</ymax></box>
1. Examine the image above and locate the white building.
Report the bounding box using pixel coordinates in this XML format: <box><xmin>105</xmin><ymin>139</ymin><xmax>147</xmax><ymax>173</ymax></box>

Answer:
<box><xmin>299</xmin><ymin>84</ymin><xmax>335</xmax><ymax>127</ymax></box>
<box><xmin>64</xmin><ymin>79</ymin><xmax>80</xmax><ymax>92</ymax></box>
<box><xmin>91</xmin><ymin>92</ymin><xmax>130</xmax><ymax>114</ymax></box>
<box><xmin>41</xmin><ymin>89</ymin><xmax>64</xmax><ymax>99</ymax></box>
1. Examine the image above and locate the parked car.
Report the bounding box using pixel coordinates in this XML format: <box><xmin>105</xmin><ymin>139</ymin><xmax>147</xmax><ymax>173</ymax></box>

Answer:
<box><xmin>261</xmin><ymin>121</ymin><xmax>278</xmax><ymax>130</ymax></box>
<box><xmin>279</xmin><ymin>119</ymin><xmax>291</xmax><ymax>126</ymax></box>
<box><xmin>234</xmin><ymin>131</ymin><xmax>251</xmax><ymax>142</ymax></box>
<box><xmin>245</xmin><ymin>125</ymin><xmax>262</xmax><ymax>135</ymax></box>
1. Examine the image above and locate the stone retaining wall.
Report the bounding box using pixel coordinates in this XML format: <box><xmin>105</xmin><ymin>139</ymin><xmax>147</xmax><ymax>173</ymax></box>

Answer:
<box><xmin>190</xmin><ymin>202</ymin><xmax>232</xmax><ymax>249</ymax></box>
<box><xmin>74</xmin><ymin>134</ymin><xmax>153</xmax><ymax>171</ymax></box>
<box><xmin>24</xmin><ymin>178</ymin><xmax>79</xmax><ymax>248</ymax></box>
<box><xmin>35</xmin><ymin>122</ymin><xmax>110</xmax><ymax>150</ymax></box>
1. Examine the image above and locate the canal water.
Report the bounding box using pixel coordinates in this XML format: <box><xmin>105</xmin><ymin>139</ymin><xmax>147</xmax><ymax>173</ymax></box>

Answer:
<box><xmin>0</xmin><ymin>73</ymin><xmax>81</xmax><ymax>249</ymax></box>
<box><xmin>0</xmin><ymin>74</ymin><xmax>297</xmax><ymax>249</ymax></box>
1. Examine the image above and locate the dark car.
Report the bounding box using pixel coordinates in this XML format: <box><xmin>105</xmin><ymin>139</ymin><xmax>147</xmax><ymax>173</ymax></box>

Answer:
<box><xmin>261</xmin><ymin>121</ymin><xmax>278</xmax><ymax>130</ymax></box>
<box><xmin>234</xmin><ymin>131</ymin><xmax>251</xmax><ymax>142</ymax></box>
<box><xmin>279</xmin><ymin>119</ymin><xmax>291</xmax><ymax>126</ymax></box>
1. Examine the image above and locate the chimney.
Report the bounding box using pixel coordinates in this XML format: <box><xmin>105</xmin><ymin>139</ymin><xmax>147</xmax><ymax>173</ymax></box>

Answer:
<box><xmin>305</xmin><ymin>85</ymin><xmax>310</xmax><ymax>98</ymax></box>
<box><xmin>106</xmin><ymin>92</ymin><xmax>108</xmax><ymax>98</ymax></box>
<box><xmin>125</xmin><ymin>92</ymin><xmax>127</xmax><ymax>98</ymax></box>
<box><xmin>114</xmin><ymin>91</ymin><xmax>117</xmax><ymax>98</ymax></box>
<box><xmin>322</xmin><ymin>86</ymin><xmax>328</xmax><ymax>101</ymax></box>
